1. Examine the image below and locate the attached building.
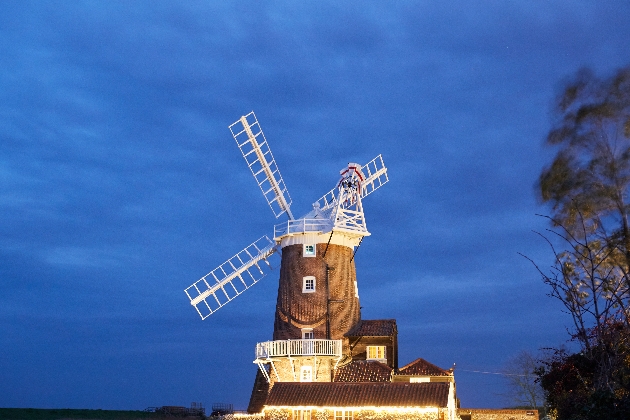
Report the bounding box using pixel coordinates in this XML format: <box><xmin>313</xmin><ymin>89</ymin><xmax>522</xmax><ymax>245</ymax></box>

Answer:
<box><xmin>264</xmin><ymin>381</ymin><xmax>457</xmax><ymax>420</ymax></box>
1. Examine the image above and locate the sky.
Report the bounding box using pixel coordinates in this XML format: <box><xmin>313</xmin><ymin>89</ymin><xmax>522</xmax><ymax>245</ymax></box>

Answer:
<box><xmin>2</xmin><ymin>0</ymin><xmax>630</xmax><ymax>411</ymax></box>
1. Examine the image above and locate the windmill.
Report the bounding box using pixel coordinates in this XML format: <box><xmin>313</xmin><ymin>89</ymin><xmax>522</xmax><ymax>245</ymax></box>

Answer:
<box><xmin>184</xmin><ymin>112</ymin><xmax>388</xmax><ymax>384</ymax></box>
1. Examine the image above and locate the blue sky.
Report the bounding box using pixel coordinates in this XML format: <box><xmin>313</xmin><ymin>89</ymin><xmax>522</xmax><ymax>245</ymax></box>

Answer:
<box><xmin>2</xmin><ymin>0</ymin><xmax>630</xmax><ymax>411</ymax></box>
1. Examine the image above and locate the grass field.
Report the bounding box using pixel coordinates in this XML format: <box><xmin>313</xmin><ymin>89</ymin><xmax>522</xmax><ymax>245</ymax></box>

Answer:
<box><xmin>0</xmin><ymin>408</ymin><xmax>160</xmax><ymax>420</ymax></box>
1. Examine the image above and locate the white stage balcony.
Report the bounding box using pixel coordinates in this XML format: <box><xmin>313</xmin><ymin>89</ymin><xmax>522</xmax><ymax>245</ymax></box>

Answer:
<box><xmin>274</xmin><ymin>218</ymin><xmax>332</xmax><ymax>239</ymax></box>
<box><xmin>255</xmin><ymin>339</ymin><xmax>342</xmax><ymax>361</ymax></box>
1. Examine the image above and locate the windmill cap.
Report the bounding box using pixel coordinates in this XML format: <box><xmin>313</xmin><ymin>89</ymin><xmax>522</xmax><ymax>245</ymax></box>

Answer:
<box><xmin>339</xmin><ymin>163</ymin><xmax>365</xmax><ymax>182</ymax></box>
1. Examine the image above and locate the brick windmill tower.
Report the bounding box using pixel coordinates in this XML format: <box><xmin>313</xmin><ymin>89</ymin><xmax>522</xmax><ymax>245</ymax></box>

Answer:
<box><xmin>183</xmin><ymin>112</ymin><xmax>389</xmax><ymax>405</ymax></box>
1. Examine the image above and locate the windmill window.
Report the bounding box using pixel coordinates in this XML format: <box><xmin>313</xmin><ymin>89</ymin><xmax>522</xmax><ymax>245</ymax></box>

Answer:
<box><xmin>301</xmin><ymin>328</ymin><xmax>314</xmax><ymax>340</ymax></box>
<box><xmin>303</xmin><ymin>276</ymin><xmax>316</xmax><ymax>293</ymax></box>
<box><xmin>366</xmin><ymin>345</ymin><xmax>386</xmax><ymax>361</ymax></box>
<box><xmin>303</xmin><ymin>244</ymin><xmax>316</xmax><ymax>257</ymax></box>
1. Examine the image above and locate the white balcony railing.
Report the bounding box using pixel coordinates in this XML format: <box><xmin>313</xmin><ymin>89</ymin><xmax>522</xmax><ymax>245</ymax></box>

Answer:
<box><xmin>274</xmin><ymin>219</ymin><xmax>333</xmax><ymax>239</ymax></box>
<box><xmin>255</xmin><ymin>339</ymin><xmax>342</xmax><ymax>360</ymax></box>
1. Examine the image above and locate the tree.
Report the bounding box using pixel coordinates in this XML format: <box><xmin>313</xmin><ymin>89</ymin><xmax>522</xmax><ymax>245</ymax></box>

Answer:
<box><xmin>502</xmin><ymin>351</ymin><xmax>546</xmax><ymax>411</ymax></box>
<box><xmin>536</xmin><ymin>326</ymin><xmax>630</xmax><ymax>420</ymax></box>
<box><xmin>537</xmin><ymin>65</ymin><xmax>630</xmax><ymax>350</ymax></box>
<box><xmin>540</xmin><ymin>67</ymin><xmax>630</xmax><ymax>245</ymax></box>
<box><xmin>531</xmin><ymin>65</ymin><xmax>630</xmax><ymax>418</ymax></box>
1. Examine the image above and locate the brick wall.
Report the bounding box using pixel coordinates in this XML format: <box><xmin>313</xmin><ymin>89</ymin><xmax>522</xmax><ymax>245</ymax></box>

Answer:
<box><xmin>268</xmin><ymin>357</ymin><xmax>335</xmax><ymax>384</ymax></box>
<box><xmin>458</xmin><ymin>408</ymin><xmax>538</xmax><ymax>420</ymax></box>
<box><xmin>273</xmin><ymin>243</ymin><xmax>361</xmax><ymax>341</ymax></box>
<box><xmin>263</xmin><ymin>407</ymin><xmax>443</xmax><ymax>420</ymax></box>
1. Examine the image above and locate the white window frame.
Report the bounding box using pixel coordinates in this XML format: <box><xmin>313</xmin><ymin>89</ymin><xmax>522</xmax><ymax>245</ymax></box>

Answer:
<box><xmin>293</xmin><ymin>409</ymin><xmax>311</xmax><ymax>420</ymax></box>
<box><xmin>301</xmin><ymin>328</ymin><xmax>314</xmax><ymax>340</ymax></box>
<box><xmin>303</xmin><ymin>276</ymin><xmax>316</xmax><ymax>293</ymax></box>
<box><xmin>410</xmin><ymin>377</ymin><xmax>430</xmax><ymax>383</ymax></box>
<box><xmin>300</xmin><ymin>365</ymin><xmax>313</xmax><ymax>382</ymax></box>
<box><xmin>303</xmin><ymin>243</ymin><xmax>316</xmax><ymax>257</ymax></box>
<box><xmin>366</xmin><ymin>345</ymin><xmax>386</xmax><ymax>362</ymax></box>
<box><xmin>334</xmin><ymin>410</ymin><xmax>354</xmax><ymax>420</ymax></box>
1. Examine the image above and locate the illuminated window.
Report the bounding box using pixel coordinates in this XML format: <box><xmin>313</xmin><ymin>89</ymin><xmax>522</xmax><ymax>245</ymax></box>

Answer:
<box><xmin>302</xmin><ymin>328</ymin><xmax>314</xmax><ymax>340</ymax></box>
<box><xmin>410</xmin><ymin>377</ymin><xmax>430</xmax><ymax>383</ymax></box>
<box><xmin>301</xmin><ymin>365</ymin><xmax>312</xmax><ymax>382</ymax></box>
<box><xmin>366</xmin><ymin>346</ymin><xmax>386</xmax><ymax>361</ymax></box>
<box><xmin>334</xmin><ymin>410</ymin><xmax>353</xmax><ymax>420</ymax></box>
<box><xmin>303</xmin><ymin>244</ymin><xmax>316</xmax><ymax>257</ymax></box>
<box><xmin>303</xmin><ymin>276</ymin><xmax>316</xmax><ymax>293</ymax></box>
<box><xmin>354</xmin><ymin>280</ymin><xmax>359</xmax><ymax>298</ymax></box>
<box><xmin>293</xmin><ymin>409</ymin><xmax>311</xmax><ymax>420</ymax></box>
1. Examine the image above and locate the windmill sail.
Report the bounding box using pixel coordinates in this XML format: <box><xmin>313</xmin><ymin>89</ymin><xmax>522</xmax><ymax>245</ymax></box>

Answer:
<box><xmin>359</xmin><ymin>154</ymin><xmax>389</xmax><ymax>199</ymax></box>
<box><xmin>185</xmin><ymin>114</ymin><xmax>389</xmax><ymax>321</ymax></box>
<box><xmin>313</xmin><ymin>154</ymin><xmax>388</xmax><ymax>213</ymax></box>
<box><xmin>229</xmin><ymin>112</ymin><xmax>294</xmax><ymax>220</ymax></box>
<box><xmin>185</xmin><ymin>236</ymin><xmax>279</xmax><ymax>319</ymax></box>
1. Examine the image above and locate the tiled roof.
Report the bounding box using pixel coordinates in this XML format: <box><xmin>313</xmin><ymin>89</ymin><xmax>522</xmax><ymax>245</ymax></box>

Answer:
<box><xmin>247</xmin><ymin>369</ymin><xmax>270</xmax><ymax>413</ymax></box>
<box><xmin>265</xmin><ymin>382</ymin><xmax>449</xmax><ymax>408</ymax></box>
<box><xmin>396</xmin><ymin>358</ymin><xmax>452</xmax><ymax>376</ymax></box>
<box><xmin>334</xmin><ymin>360</ymin><xmax>392</xmax><ymax>382</ymax></box>
<box><xmin>345</xmin><ymin>319</ymin><xmax>397</xmax><ymax>337</ymax></box>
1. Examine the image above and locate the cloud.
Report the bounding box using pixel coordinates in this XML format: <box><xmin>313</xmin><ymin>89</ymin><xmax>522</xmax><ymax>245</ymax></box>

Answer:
<box><xmin>43</xmin><ymin>246</ymin><xmax>129</xmax><ymax>269</ymax></box>
<box><xmin>1</xmin><ymin>0</ymin><xmax>630</xmax><ymax>411</ymax></box>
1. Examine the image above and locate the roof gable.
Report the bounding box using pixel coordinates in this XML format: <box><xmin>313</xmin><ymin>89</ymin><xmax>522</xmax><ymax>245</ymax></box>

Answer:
<box><xmin>265</xmin><ymin>382</ymin><xmax>449</xmax><ymax>408</ymax></box>
<box><xmin>396</xmin><ymin>358</ymin><xmax>451</xmax><ymax>376</ymax></box>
